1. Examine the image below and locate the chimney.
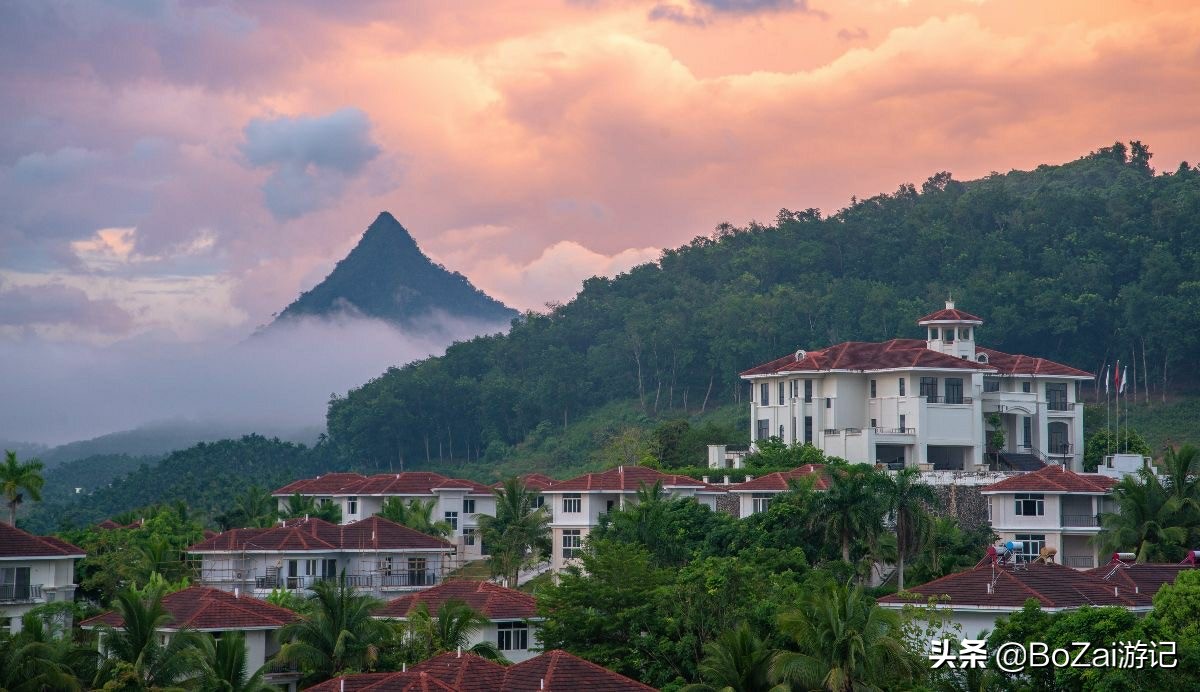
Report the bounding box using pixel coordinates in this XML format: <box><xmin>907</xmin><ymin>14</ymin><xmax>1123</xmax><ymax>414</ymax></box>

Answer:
<box><xmin>457</xmin><ymin>647</ymin><xmax>462</xmax><ymax>658</ymax></box>
<box><xmin>745</xmin><ymin>475</ymin><xmax>754</xmax><ymax>482</ymax></box>
<box><xmin>986</xmin><ymin>582</ymin><xmax>993</xmax><ymax>594</ymax></box>
<box><xmin>702</xmin><ymin>476</ymin><xmax>709</xmax><ymax>483</ymax></box>
<box><xmin>540</xmin><ymin>680</ymin><xmax>545</xmax><ymax>690</ymax></box>
<box><xmin>234</xmin><ymin>587</ymin><xmax>240</xmax><ymax>598</ymax></box>
<box><xmin>723</xmin><ymin>475</ymin><xmax>730</xmax><ymax>484</ymax></box>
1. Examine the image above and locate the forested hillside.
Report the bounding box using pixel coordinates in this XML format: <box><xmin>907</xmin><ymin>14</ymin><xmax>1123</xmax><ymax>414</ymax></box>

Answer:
<box><xmin>328</xmin><ymin>143</ymin><xmax>1200</xmax><ymax>467</ymax></box>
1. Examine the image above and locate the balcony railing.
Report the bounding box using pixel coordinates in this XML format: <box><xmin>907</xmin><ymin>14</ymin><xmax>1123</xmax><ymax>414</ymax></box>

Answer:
<box><xmin>1047</xmin><ymin>444</ymin><xmax>1074</xmax><ymax>457</ymax></box>
<box><xmin>923</xmin><ymin>396</ymin><xmax>973</xmax><ymax>405</ymax></box>
<box><xmin>0</xmin><ymin>583</ymin><xmax>43</xmax><ymax>603</ymax></box>
<box><xmin>874</xmin><ymin>427</ymin><xmax>915</xmax><ymax>435</ymax></box>
<box><xmin>823</xmin><ymin>429</ymin><xmax>839</xmax><ymax>436</ymax></box>
<box><xmin>1047</xmin><ymin>400</ymin><xmax>1072</xmax><ymax>411</ymax></box>
<box><xmin>246</xmin><ymin>572</ymin><xmax>437</xmax><ymax>591</ymax></box>
<box><xmin>1062</xmin><ymin>514</ymin><xmax>1100</xmax><ymax>528</ymax></box>
<box><xmin>1064</xmin><ymin>555</ymin><xmax>1095</xmax><ymax>568</ymax></box>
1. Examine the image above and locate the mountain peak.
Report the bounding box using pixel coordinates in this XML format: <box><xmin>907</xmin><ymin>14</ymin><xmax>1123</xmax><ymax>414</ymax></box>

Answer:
<box><xmin>270</xmin><ymin>212</ymin><xmax>516</xmax><ymax>329</ymax></box>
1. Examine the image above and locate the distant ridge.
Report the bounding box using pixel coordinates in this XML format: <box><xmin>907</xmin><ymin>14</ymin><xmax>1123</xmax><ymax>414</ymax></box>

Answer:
<box><xmin>270</xmin><ymin>212</ymin><xmax>517</xmax><ymax>328</ymax></box>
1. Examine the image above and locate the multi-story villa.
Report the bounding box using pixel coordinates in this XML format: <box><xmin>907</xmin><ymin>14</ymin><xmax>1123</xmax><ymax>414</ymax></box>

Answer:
<box><xmin>542</xmin><ymin>466</ymin><xmax>727</xmax><ymax>573</ymax></box>
<box><xmin>189</xmin><ymin>516</ymin><xmax>456</xmax><ymax>599</ymax></box>
<box><xmin>729</xmin><ymin>464</ymin><xmax>828</xmax><ymax>517</ymax></box>
<box><xmin>0</xmin><ymin>523</ymin><xmax>85</xmax><ymax>633</ymax></box>
<box><xmin>739</xmin><ymin>301</ymin><xmax>1091</xmax><ymax>471</ymax></box>
<box><xmin>980</xmin><ymin>464</ymin><xmax>1117</xmax><ymax>569</ymax></box>
<box><xmin>272</xmin><ymin>471</ymin><xmax>497</xmax><ymax>560</ymax></box>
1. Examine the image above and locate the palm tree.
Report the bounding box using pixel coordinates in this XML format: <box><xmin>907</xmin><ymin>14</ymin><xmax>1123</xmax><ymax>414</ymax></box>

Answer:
<box><xmin>814</xmin><ymin>464</ymin><xmax>884</xmax><ymax>564</ymax></box>
<box><xmin>274</xmin><ymin>572</ymin><xmax>390</xmax><ymax>681</ymax></box>
<box><xmin>880</xmin><ymin>467</ymin><xmax>936</xmax><ymax>591</ymax></box>
<box><xmin>280</xmin><ymin>493</ymin><xmax>341</xmax><ymax>524</ymax></box>
<box><xmin>1098</xmin><ymin>467</ymin><xmax>1189</xmax><ymax>561</ymax></box>
<box><xmin>770</xmin><ymin>582</ymin><xmax>919</xmax><ymax>691</ymax></box>
<box><xmin>477</xmin><ymin>477</ymin><xmax>550</xmax><ymax>587</ymax></box>
<box><xmin>0</xmin><ymin>612</ymin><xmax>96</xmax><ymax>691</ymax></box>
<box><xmin>1</xmin><ymin>450</ymin><xmax>45</xmax><ymax>526</ymax></box>
<box><xmin>93</xmin><ymin>587</ymin><xmax>202</xmax><ymax>689</ymax></box>
<box><xmin>377</xmin><ymin>497</ymin><xmax>453</xmax><ymax>539</ymax></box>
<box><xmin>194</xmin><ymin>631</ymin><xmax>273</xmax><ymax>692</ymax></box>
<box><xmin>681</xmin><ymin>622</ymin><xmax>781</xmax><ymax>692</ymax></box>
<box><xmin>404</xmin><ymin>598</ymin><xmax>506</xmax><ymax>663</ymax></box>
<box><xmin>219</xmin><ymin>486</ymin><xmax>278</xmax><ymax>530</ymax></box>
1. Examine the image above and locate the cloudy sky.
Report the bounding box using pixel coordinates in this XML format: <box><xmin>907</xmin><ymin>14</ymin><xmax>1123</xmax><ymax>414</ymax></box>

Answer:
<box><xmin>1</xmin><ymin>1</ymin><xmax>1198</xmax><ymax>443</ymax></box>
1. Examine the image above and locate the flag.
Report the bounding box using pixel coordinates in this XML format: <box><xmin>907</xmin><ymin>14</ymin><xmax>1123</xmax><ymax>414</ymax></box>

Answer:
<box><xmin>1114</xmin><ymin>361</ymin><xmax>1121</xmax><ymax>394</ymax></box>
<box><xmin>1120</xmin><ymin>366</ymin><xmax>1128</xmax><ymax>394</ymax></box>
<box><xmin>1104</xmin><ymin>365</ymin><xmax>1110</xmax><ymax>395</ymax></box>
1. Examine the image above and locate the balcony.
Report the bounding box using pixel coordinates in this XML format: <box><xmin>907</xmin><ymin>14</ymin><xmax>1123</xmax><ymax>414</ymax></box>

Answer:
<box><xmin>1062</xmin><ymin>514</ymin><xmax>1100</xmax><ymax>528</ymax></box>
<box><xmin>245</xmin><ymin>572</ymin><xmax>437</xmax><ymax>591</ymax></box>
<box><xmin>1047</xmin><ymin>400</ymin><xmax>1072</xmax><ymax>412</ymax></box>
<box><xmin>923</xmin><ymin>396</ymin><xmax>973</xmax><ymax>405</ymax></box>
<box><xmin>0</xmin><ymin>583</ymin><xmax>42</xmax><ymax>603</ymax></box>
<box><xmin>873</xmin><ymin>427</ymin><xmax>915</xmax><ymax>435</ymax></box>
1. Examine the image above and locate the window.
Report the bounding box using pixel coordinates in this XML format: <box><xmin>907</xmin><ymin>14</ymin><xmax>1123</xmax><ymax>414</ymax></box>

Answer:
<box><xmin>380</xmin><ymin>556</ymin><xmax>394</xmax><ymax>575</ymax></box>
<box><xmin>463</xmin><ymin>527</ymin><xmax>476</xmax><ymax>546</ymax></box>
<box><xmin>977</xmin><ymin>353</ymin><xmax>989</xmax><ymax>364</ymax></box>
<box><xmin>1048</xmin><ymin>422</ymin><xmax>1070</xmax><ymax>455</ymax></box>
<box><xmin>1022</xmin><ymin>381</ymin><xmax>1031</xmax><ymax>393</ymax></box>
<box><xmin>497</xmin><ymin>622</ymin><xmax>529</xmax><ymax>651</ymax></box>
<box><xmin>804</xmin><ymin>417</ymin><xmax>813</xmax><ymax>443</ymax></box>
<box><xmin>562</xmin><ymin>494</ymin><xmax>581</xmax><ymax>513</ymax></box>
<box><xmin>899</xmin><ymin>414</ymin><xmax>906</xmax><ymax>431</ymax></box>
<box><xmin>870</xmin><ymin>379</ymin><xmax>877</xmax><ymax>397</ymax></box>
<box><xmin>778</xmin><ymin>425</ymin><xmax>784</xmax><ymax>439</ymax></box>
<box><xmin>791</xmin><ymin>418</ymin><xmax>796</xmax><ymax>441</ymax></box>
<box><xmin>532</xmin><ymin>494</ymin><xmax>545</xmax><ymax>509</ymax></box>
<box><xmin>760</xmin><ymin>383</ymin><xmax>769</xmax><ymax>406</ymax></box>
<box><xmin>1046</xmin><ymin>383</ymin><xmax>1068</xmax><ymax>411</ymax></box>
<box><xmin>319</xmin><ymin>497</ymin><xmax>333</xmax><ymax>507</ymax></box>
<box><xmin>463</xmin><ymin>498</ymin><xmax>475</xmax><ymax>514</ymax></box>
<box><xmin>804</xmin><ymin>380</ymin><xmax>813</xmax><ymax>403</ymax></box>
<box><xmin>605</xmin><ymin>499</ymin><xmax>616</xmax><ymax>514</ymax></box>
<box><xmin>870</xmin><ymin>418</ymin><xmax>877</xmax><ymax>428</ymax></box>
<box><xmin>0</xmin><ymin>567</ymin><xmax>31</xmax><ymax>601</ymax></box>
<box><xmin>944</xmin><ymin>377</ymin><xmax>963</xmax><ymax>404</ymax></box>
<box><xmin>322</xmin><ymin>559</ymin><xmax>337</xmax><ymax>579</ymax></box>
<box><xmin>898</xmin><ymin>378</ymin><xmax>906</xmax><ymax>396</ymax></box>
<box><xmin>1014</xmin><ymin>493</ymin><xmax>1045</xmax><ymax>516</ymax></box>
<box><xmin>1014</xmin><ymin>534</ymin><xmax>1046</xmax><ymax>562</ymax></box>
<box><xmin>825</xmin><ymin>397</ymin><xmax>831</xmax><ymax>409</ymax></box>
<box><xmin>919</xmin><ymin>377</ymin><xmax>938</xmax><ymax>399</ymax></box>
<box><xmin>444</xmin><ymin>511</ymin><xmax>459</xmax><ymax>530</ymax></box>
<box><xmin>779</xmin><ymin>382</ymin><xmax>785</xmax><ymax>405</ymax></box>
<box><xmin>347</xmin><ymin>496</ymin><xmax>358</xmax><ymax>515</ymax></box>
<box><xmin>562</xmin><ymin>530</ymin><xmax>582</xmax><ymax>559</ymax></box>
<box><xmin>944</xmin><ymin>328</ymin><xmax>955</xmax><ymax>343</ymax></box>
<box><xmin>959</xmin><ymin>327</ymin><xmax>971</xmax><ymax>340</ymax></box>
<box><xmin>984</xmin><ymin>377</ymin><xmax>1000</xmax><ymax>392</ymax></box>
<box><xmin>408</xmin><ymin>557</ymin><xmax>428</xmax><ymax>586</ymax></box>
<box><xmin>1022</xmin><ymin>417</ymin><xmax>1032</xmax><ymax>448</ymax></box>
<box><xmin>756</xmin><ymin>419</ymin><xmax>769</xmax><ymax>441</ymax></box>
<box><xmin>752</xmin><ymin>493</ymin><xmax>772</xmax><ymax>514</ymax></box>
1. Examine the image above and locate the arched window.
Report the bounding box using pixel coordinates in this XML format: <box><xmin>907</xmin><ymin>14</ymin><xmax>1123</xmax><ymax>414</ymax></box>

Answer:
<box><xmin>976</xmin><ymin>353</ymin><xmax>989</xmax><ymax>363</ymax></box>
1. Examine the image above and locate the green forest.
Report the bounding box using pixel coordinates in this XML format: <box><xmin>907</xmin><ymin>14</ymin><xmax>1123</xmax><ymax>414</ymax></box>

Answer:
<box><xmin>327</xmin><ymin>142</ymin><xmax>1200</xmax><ymax>468</ymax></box>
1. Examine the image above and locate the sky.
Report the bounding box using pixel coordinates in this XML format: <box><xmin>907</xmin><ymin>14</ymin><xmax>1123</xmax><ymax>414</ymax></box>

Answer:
<box><xmin>1</xmin><ymin>0</ymin><xmax>1198</xmax><ymax>443</ymax></box>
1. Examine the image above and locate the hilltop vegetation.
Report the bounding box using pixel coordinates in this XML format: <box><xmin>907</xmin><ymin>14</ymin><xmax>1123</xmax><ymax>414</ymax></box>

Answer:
<box><xmin>328</xmin><ymin>142</ymin><xmax>1200</xmax><ymax>467</ymax></box>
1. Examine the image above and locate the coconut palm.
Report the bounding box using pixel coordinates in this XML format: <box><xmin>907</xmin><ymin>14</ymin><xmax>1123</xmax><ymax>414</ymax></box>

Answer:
<box><xmin>681</xmin><ymin>622</ymin><xmax>781</xmax><ymax>692</ymax></box>
<box><xmin>814</xmin><ymin>464</ymin><xmax>884</xmax><ymax>564</ymax></box>
<box><xmin>477</xmin><ymin>477</ymin><xmax>550</xmax><ymax>587</ymax></box>
<box><xmin>377</xmin><ymin>497</ymin><xmax>453</xmax><ymax>539</ymax></box>
<box><xmin>1098</xmin><ymin>467</ymin><xmax>1189</xmax><ymax>562</ymax></box>
<box><xmin>770</xmin><ymin>582</ymin><xmax>919</xmax><ymax>692</ymax></box>
<box><xmin>0</xmin><ymin>611</ymin><xmax>96</xmax><ymax>691</ymax></box>
<box><xmin>219</xmin><ymin>486</ymin><xmax>278</xmax><ymax>530</ymax></box>
<box><xmin>403</xmin><ymin>598</ymin><xmax>506</xmax><ymax>663</ymax></box>
<box><xmin>880</xmin><ymin>467</ymin><xmax>936</xmax><ymax>591</ymax></box>
<box><xmin>280</xmin><ymin>493</ymin><xmax>341</xmax><ymax>524</ymax></box>
<box><xmin>194</xmin><ymin>631</ymin><xmax>273</xmax><ymax>692</ymax></box>
<box><xmin>274</xmin><ymin>572</ymin><xmax>389</xmax><ymax>681</ymax></box>
<box><xmin>1</xmin><ymin>450</ymin><xmax>45</xmax><ymax>526</ymax></box>
<box><xmin>92</xmin><ymin>587</ymin><xmax>203</xmax><ymax>689</ymax></box>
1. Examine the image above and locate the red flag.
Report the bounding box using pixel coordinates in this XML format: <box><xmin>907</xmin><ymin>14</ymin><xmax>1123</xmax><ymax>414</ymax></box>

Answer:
<box><xmin>1114</xmin><ymin>360</ymin><xmax>1121</xmax><ymax>393</ymax></box>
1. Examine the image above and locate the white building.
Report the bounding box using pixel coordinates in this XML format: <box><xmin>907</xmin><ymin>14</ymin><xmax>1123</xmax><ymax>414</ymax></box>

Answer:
<box><xmin>739</xmin><ymin>301</ymin><xmax>1091</xmax><ymax>471</ymax></box>
<box><xmin>189</xmin><ymin>516</ymin><xmax>456</xmax><ymax>599</ymax></box>
<box><xmin>0</xmin><ymin>523</ymin><xmax>85</xmax><ymax>633</ymax></box>
<box><xmin>375</xmin><ymin>579</ymin><xmax>542</xmax><ymax>662</ymax></box>
<box><xmin>981</xmin><ymin>464</ymin><xmax>1117</xmax><ymax>570</ymax></box>
<box><xmin>542</xmin><ymin>466</ymin><xmax>727</xmax><ymax>573</ymax></box>
<box><xmin>729</xmin><ymin>464</ymin><xmax>828</xmax><ymax>517</ymax></box>
<box><xmin>272</xmin><ymin>472</ymin><xmax>498</xmax><ymax>560</ymax></box>
<box><xmin>81</xmin><ymin>585</ymin><xmax>301</xmax><ymax>691</ymax></box>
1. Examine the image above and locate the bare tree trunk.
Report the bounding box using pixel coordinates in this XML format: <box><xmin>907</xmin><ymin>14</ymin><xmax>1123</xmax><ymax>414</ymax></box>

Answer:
<box><xmin>700</xmin><ymin>372</ymin><xmax>714</xmax><ymax>413</ymax></box>
<box><xmin>1163</xmin><ymin>354</ymin><xmax>1168</xmax><ymax>404</ymax></box>
<box><xmin>653</xmin><ymin>379</ymin><xmax>662</xmax><ymax>414</ymax></box>
<box><xmin>633</xmin><ymin>346</ymin><xmax>645</xmax><ymax>411</ymax></box>
<box><xmin>424</xmin><ymin>434</ymin><xmax>431</xmax><ymax>463</ymax></box>
<box><xmin>1142</xmin><ymin>338</ymin><xmax>1151</xmax><ymax>405</ymax></box>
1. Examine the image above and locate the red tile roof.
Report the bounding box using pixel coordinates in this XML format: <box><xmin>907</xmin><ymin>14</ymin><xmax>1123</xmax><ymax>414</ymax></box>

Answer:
<box><xmin>0</xmin><ymin>523</ymin><xmax>84</xmax><ymax>559</ymax></box>
<box><xmin>80</xmin><ymin>586</ymin><xmax>298</xmax><ymax>631</ymax></box>
<box><xmin>981</xmin><ymin>465</ymin><xmax>1116</xmax><ymax>494</ymax></box>
<box><xmin>974</xmin><ymin>346</ymin><xmax>1092</xmax><ymax>378</ymax></box>
<box><xmin>546</xmin><ymin>465</ymin><xmax>726</xmax><ymax>493</ymax></box>
<box><xmin>376</xmin><ymin>579</ymin><xmax>537</xmax><ymax>620</ymax></box>
<box><xmin>740</xmin><ymin>339</ymin><xmax>993</xmax><ymax>377</ymax></box>
<box><xmin>506</xmin><ymin>650</ymin><xmax>656</xmax><ymax>691</ymax></box>
<box><xmin>494</xmin><ymin>473</ymin><xmax>556</xmax><ymax>491</ymax></box>
<box><xmin>1087</xmin><ymin>559</ymin><xmax>1197</xmax><ymax>598</ymax></box>
<box><xmin>273</xmin><ymin>472</ymin><xmax>493</xmax><ymax>497</ymax></box>
<box><xmin>917</xmin><ymin>307</ymin><xmax>984</xmax><ymax>324</ymax></box>
<box><xmin>189</xmin><ymin>517</ymin><xmax>453</xmax><ymax>553</ymax></box>
<box><xmin>878</xmin><ymin>561</ymin><xmax>1151</xmax><ymax>610</ymax></box>
<box><xmin>305</xmin><ymin>651</ymin><xmax>653</xmax><ymax>691</ymax></box>
<box><xmin>732</xmin><ymin>464</ymin><xmax>829</xmax><ymax>491</ymax></box>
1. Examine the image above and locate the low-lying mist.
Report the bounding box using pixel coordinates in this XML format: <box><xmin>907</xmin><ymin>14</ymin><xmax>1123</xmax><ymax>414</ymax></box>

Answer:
<box><xmin>0</xmin><ymin>313</ymin><xmax>508</xmax><ymax>447</ymax></box>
